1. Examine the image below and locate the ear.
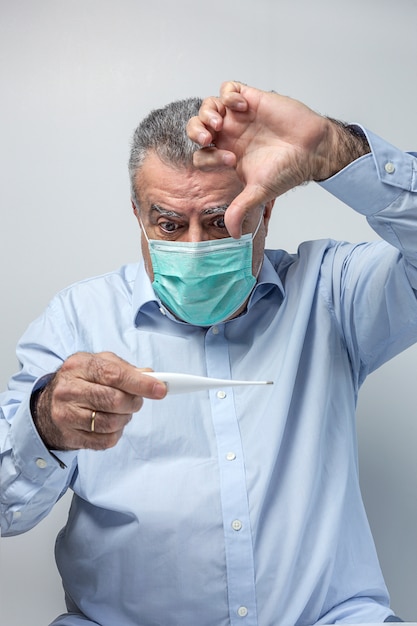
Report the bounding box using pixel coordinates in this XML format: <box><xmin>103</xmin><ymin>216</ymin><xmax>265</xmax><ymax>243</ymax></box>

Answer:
<box><xmin>131</xmin><ymin>199</ymin><xmax>138</xmax><ymax>215</ymax></box>
<box><xmin>262</xmin><ymin>199</ymin><xmax>275</xmax><ymax>236</ymax></box>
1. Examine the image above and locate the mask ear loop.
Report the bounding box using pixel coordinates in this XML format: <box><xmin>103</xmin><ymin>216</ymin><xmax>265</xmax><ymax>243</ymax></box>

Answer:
<box><xmin>251</xmin><ymin>206</ymin><xmax>265</xmax><ymax>241</ymax></box>
<box><xmin>251</xmin><ymin>206</ymin><xmax>266</xmax><ymax>279</ymax></box>
<box><xmin>139</xmin><ymin>217</ymin><xmax>150</xmax><ymax>244</ymax></box>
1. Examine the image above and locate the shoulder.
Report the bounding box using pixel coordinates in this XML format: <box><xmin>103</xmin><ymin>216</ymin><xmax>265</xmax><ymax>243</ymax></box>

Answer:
<box><xmin>53</xmin><ymin>263</ymin><xmax>139</xmax><ymax>301</ymax></box>
<box><xmin>265</xmin><ymin>240</ymin><xmax>338</xmax><ymax>275</ymax></box>
<box><xmin>265</xmin><ymin>239</ymin><xmax>395</xmax><ymax>291</ymax></box>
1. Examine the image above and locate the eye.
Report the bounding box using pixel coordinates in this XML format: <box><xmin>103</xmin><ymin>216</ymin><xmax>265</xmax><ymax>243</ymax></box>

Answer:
<box><xmin>212</xmin><ymin>215</ymin><xmax>226</xmax><ymax>229</ymax></box>
<box><xmin>158</xmin><ymin>220</ymin><xmax>181</xmax><ymax>234</ymax></box>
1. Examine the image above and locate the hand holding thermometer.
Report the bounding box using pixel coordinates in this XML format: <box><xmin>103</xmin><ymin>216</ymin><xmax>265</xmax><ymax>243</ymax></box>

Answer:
<box><xmin>142</xmin><ymin>371</ymin><xmax>274</xmax><ymax>395</ymax></box>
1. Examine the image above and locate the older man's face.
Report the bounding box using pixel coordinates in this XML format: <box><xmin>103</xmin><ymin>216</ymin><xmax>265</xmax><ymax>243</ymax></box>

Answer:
<box><xmin>133</xmin><ymin>151</ymin><xmax>272</xmax><ymax>278</ymax></box>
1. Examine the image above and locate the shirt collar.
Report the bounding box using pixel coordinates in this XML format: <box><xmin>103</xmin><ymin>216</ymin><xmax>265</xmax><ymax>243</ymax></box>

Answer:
<box><xmin>253</xmin><ymin>251</ymin><xmax>286</xmax><ymax>299</ymax></box>
<box><xmin>132</xmin><ymin>259</ymin><xmax>160</xmax><ymax>326</ymax></box>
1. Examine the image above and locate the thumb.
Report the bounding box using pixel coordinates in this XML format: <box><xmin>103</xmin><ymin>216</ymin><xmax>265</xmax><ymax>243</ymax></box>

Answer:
<box><xmin>225</xmin><ymin>184</ymin><xmax>270</xmax><ymax>238</ymax></box>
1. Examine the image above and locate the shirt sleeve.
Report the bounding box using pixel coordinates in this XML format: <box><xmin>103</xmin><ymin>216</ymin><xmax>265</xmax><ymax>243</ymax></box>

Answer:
<box><xmin>318</xmin><ymin>128</ymin><xmax>417</xmax><ymax>381</ymax></box>
<box><xmin>319</xmin><ymin>126</ymin><xmax>417</xmax><ymax>289</ymax></box>
<box><xmin>0</xmin><ymin>299</ymin><xmax>78</xmax><ymax>536</ymax></box>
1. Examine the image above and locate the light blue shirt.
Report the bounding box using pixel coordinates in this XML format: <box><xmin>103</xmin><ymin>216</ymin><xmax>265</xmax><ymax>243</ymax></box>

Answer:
<box><xmin>1</xmin><ymin>129</ymin><xmax>417</xmax><ymax>626</ymax></box>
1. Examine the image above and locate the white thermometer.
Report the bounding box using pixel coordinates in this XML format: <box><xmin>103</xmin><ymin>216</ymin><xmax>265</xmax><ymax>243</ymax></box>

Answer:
<box><xmin>142</xmin><ymin>371</ymin><xmax>273</xmax><ymax>395</ymax></box>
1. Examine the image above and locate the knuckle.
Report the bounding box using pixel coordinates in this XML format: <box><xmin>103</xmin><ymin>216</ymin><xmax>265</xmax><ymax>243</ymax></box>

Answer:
<box><xmin>90</xmin><ymin>385</ymin><xmax>119</xmax><ymax>412</ymax></box>
<box><xmin>100</xmin><ymin>413</ymin><xmax>122</xmax><ymax>433</ymax></box>
<box><xmin>107</xmin><ymin>432</ymin><xmax>123</xmax><ymax>448</ymax></box>
<box><xmin>92</xmin><ymin>357</ymin><xmax>125</xmax><ymax>388</ymax></box>
<box><xmin>61</xmin><ymin>351</ymin><xmax>90</xmax><ymax>372</ymax></box>
<box><xmin>98</xmin><ymin>351</ymin><xmax>123</xmax><ymax>364</ymax></box>
<box><xmin>132</xmin><ymin>396</ymin><xmax>144</xmax><ymax>412</ymax></box>
<box><xmin>93</xmin><ymin>412</ymin><xmax>132</xmax><ymax>435</ymax></box>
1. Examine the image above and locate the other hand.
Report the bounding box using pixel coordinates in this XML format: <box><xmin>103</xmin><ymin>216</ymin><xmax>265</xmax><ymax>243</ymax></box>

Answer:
<box><xmin>33</xmin><ymin>352</ymin><xmax>167</xmax><ymax>451</ymax></box>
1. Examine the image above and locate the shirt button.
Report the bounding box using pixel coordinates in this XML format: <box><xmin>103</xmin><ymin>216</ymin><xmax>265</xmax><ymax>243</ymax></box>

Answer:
<box><xmin>211</xmin><ymin>325</ymin><xmax>219</xmax><ymax>334</ymax></box>
<box><xmin>232</xmin><ymin>519</ymin><xmax>242</xmax><ymax>531</ymax></box>
<box><xmin>13</xmin><ymin>510</ymin><xmax>22</xmax><ymax>519</ymax></box>
<box><xmin>384</xmin><ymin>162</ymin><xmax>395</xmax><ymax>174</ymax></box>
<box><xmin>217</xmin><ymin>390</ymin><xmax>226</xmax><ymax>399</ymax></box>
<box><xmin>237</xmin><ymin>606</ymin><xmax>248</xmax><ymax>617</ymax></box>
<box><xmin>226</xmin><ymin>452</ymin><xmax>236</xmax><ymax>461</ymax></box>
<box><xmin>36</xmin><ymin>458</ymin><xmax>48</xmax><ymax>469</ymax></box>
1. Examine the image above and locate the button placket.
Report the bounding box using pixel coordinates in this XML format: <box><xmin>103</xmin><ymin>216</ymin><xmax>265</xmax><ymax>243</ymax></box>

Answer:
<box><xmin>204</xmin><ymin>323</ymin><xmax>258</xmax><ymax>624</ymax></box>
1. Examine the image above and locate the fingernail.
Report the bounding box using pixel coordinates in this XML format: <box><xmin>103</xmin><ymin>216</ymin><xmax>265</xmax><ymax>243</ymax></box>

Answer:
<box><xmin>198</xmin><ymin>132</ymin><xmax>207</xmax><ymax>145</ymax></box>
<box><xmin>210</xmin><ymin>117</ymin><xmax>219</xmax><ymax>130</ymax></box>
<box><xmin>222</xmin><ymin>153</ymin><xmax>234</xmax><ymax>166</ymax></box>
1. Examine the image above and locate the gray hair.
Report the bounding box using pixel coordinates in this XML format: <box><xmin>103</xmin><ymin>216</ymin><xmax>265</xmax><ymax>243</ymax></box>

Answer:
<box><xmin>129</xmin><ymin>97</ymin><xmax>202</xmax><ymax>207</ymax></box>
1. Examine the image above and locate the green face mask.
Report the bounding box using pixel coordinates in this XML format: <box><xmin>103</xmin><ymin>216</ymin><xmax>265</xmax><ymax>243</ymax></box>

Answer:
<box><xmin>141</xmin><ymin>216</ymin><xmax>263</xmax><ymax>327</ymax></box>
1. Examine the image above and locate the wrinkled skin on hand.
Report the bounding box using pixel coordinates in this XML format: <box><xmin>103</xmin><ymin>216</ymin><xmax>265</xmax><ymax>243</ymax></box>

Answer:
<box><xmin>33</xmin><ymin>352</ymin><xmax>167</xmax><ymax>451</ymax></box>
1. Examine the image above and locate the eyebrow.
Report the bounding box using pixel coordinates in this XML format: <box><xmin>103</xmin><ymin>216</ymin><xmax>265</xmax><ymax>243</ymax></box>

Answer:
<box><xmin>202</xmin><ymin>205</ymin><xmax>228</xmax><ymax>216</ymax></box>
<box><xmin>150</xmin><ymin>203</ymin><xmax>229</xmax><ymax>218</ymax></box>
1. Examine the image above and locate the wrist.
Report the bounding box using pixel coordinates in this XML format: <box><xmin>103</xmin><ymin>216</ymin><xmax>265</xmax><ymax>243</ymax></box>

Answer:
<box><xmin>314</xmin><ymin>118</ymin><xmax>370</xmax><ymax>181</ymax></box>
<box><xmin>30</xmin><ymin>376</ymin><xmax>62</xmax><ymax>450</ymax></box>
<box><xmin>30</xmin><ymin>384</ymin><xmax>47</xmax><ymax>425</ymax></box>
<box><xmin>30</xmin><ymin>382</ymin><xmax>68</xmax><ymax>467</ymax></box>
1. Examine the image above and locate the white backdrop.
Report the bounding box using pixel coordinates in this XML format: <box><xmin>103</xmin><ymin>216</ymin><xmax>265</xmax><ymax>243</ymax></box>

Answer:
<box><xmin>1</xmin><ymin>1</ymin><xmax>416</xmax><ymax>624</ymax></box>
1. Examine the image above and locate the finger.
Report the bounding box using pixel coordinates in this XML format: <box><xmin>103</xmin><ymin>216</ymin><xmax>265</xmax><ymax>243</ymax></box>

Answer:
<box><xmin>63</xmin><ymin>409</ymin><xmax>132</xmax><ymax>450</ymax></box>
<box><xmin>98</xmin><ymin>352</ymin><xmax>168</xmax><ymax>399</ymax></box>
<box><xmin>198</xmin><ymin>96</ymin><xmax>226</xmax><ymax>128</ymax></box>
<box><xmin>219</xmin><ymin>80</ymin><xmax>249</xmax><ymax>111</ymax></box>
<box><xmin>187</xmin><ymin>96</ymin><xmax>227</xmax><ymax>144</ymax></box>
<box><xmin>52</xmin><ymin>373</ymin><xmax>146</xmax><ymax>416</ymax></box>
<box><xmin>71</xmin><ymin>428</ymin><xmax>126</xmax><ymax>451</ymax></box>
<box><xmin>44</xmin><ymin>403</ymin><xmax>131</xmax><ymax>451</ymax></box>
<box><xmin>192</xmin><ymin>147</ymin><xmax>236</xmax><ymax>170</ymax></box>
<box><xmin>63</xmin><ymin>352</ymin><xmax>167</xmax><ymax>400</ymax></box>
<box><xmin>187</xmin><ymin>85</ymin><xmax>248</xmax><ymax>146</ymax></box>
<box><xmin>82</xmin><ymin>409</ymin><xmax>132</xmax><ymax>435</ymax></box>
<box><xmin>186</xmin><ymin>116</ymin><xmax>215</xmax><ymax>147</ymax></box>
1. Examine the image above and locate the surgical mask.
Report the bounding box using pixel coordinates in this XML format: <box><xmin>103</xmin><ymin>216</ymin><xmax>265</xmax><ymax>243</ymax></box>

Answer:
<box><xmin>140</xmin><ymin>212</ymin><xmax>263</xmax><ymax>326</ymax></box>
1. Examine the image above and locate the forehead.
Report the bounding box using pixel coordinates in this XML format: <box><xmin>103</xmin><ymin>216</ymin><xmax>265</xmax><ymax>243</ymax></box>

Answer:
<box><xmin>135</xmin><ymin>152</ymin><xmax>243</xmax><ymax>216</ymax></box>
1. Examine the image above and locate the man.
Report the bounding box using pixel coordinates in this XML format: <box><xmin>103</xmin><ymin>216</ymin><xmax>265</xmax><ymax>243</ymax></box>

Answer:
<box><xmin>1</xmin><ymin>81</ymin><xmax>416</xmax><ymax>626</ymax></box>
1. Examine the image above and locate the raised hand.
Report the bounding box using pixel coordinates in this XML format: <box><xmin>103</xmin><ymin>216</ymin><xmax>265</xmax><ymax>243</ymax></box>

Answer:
<box><xmin>187</xmin><ymin>81</ymin><xmax>363</xmax><ymax>238</ymax></box>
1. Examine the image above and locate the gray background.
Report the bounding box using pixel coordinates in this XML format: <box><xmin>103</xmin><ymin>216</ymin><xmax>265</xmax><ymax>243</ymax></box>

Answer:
<box><xmin>1</xmin><ymin>1</ymin><xmax>416</xmax><ymax>624</ymax></box>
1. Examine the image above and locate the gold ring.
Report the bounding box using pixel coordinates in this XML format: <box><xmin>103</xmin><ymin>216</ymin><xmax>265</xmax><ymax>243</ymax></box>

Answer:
<box><xmin>90</xmin><ymin>411</ymin><xmax>96</xmax><ymax>432</ymax></box>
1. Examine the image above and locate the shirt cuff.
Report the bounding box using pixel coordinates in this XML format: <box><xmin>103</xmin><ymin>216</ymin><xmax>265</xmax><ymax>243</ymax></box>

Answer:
<box><xmin>10</xmin><ymin>387</ymin><xmax>77</xmax><ymax>482</ymax></box>
<box><xmin>319</xmin><ymin>126</ymin><xmax>417</xmax><ymax>216</ymax></box>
